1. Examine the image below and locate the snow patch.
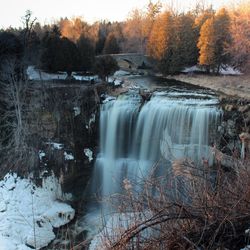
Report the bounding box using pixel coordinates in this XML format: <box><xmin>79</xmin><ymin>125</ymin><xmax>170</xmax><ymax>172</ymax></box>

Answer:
<box><xmin>64</xmin><ymin>152</ymin><xmax>74</xmax><ymax>161</ymax></box>
<box><xmin>181</xmin><ymin>64</ymin><xmax>242</xmax><ymax>75</ymax></box>
<box><xmin>89</xmin><ymin>114</ymin><xmax>96</xmax><ymax>127</ymax></box>
<box><xmin>38</xmin><ymin>150</ymin><xmax>45</xmax><ymax>161</ymax></box>
<box><xmin>72</xmin><ymin>74</ymin><xmax>98</xmax><ymax>81</ymax></box>
<box><xmin>108</xmin><ymin>77</ymin><xmax>123</xmax><ymax>86</ymax></box>
<box><xmin>0</xmin><ymin>173</ymin><xmax>74</xmax><ymax>249</ymax></box>
<box><xmin>73</xmin><ymin>107</ymin><xmax>81</xmax><ymax>117</ymax></box>
<box><xmin>181</xmin><ymin>65</ymin><xmax>204</xmax><ymax>73</ymax></box>
<box><xmin>101</xmin><ymin>94</ymin><xmax>116</xmax><ymax>104</ymax></box>
<box><xmin>27</xmin><ymin>66</ymin><xmax>67</xmax><ymax>81</ymax></box>
<box><xmin>114</xmin><ymin>70</ymin><xmax>131</xmax><ymax>77</ymax></box>
<box><xmin>219</xmin><ymin>65</ymin><xmax>242</xmax><ymax>75</ymax></box>
<box><xmin>46</xmin><ymin>142</ymin><xmax>64</xmax><ymax>150</ymax></box>
<box><xmin>84</xmin><ymin>148</ymin><xmax>93</xmax><ymax>162</ymax></box>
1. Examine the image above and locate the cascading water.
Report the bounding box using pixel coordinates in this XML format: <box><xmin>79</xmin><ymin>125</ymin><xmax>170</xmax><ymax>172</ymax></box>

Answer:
<box><xmin>90</xmin><ymin>88</ymin><xmax>222</xmax><ymax>203</ymax></box>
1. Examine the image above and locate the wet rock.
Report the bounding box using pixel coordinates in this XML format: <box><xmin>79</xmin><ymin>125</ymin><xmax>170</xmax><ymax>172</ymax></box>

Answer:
<box><xmin>225</xmin><ymin>104</ymin><xmax>237</xmax><ymax>112</ymax></box>
<box><xmin>238</xmin><ymin>104</ymin><xmax>250</xmax><ymax>113</ymax></box>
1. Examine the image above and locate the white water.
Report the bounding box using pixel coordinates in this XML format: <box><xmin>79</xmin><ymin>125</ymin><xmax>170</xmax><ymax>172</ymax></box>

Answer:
<box><xmin>90</xmin><ymin>90</ymin><xmax>221</xmax><ymax>200</ymax></box>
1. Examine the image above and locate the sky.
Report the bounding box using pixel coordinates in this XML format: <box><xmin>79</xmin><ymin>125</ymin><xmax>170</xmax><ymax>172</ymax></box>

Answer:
<box><xmin>0</xmin><ymin>0</ymin><xmax>237</xmax><ymax>28</ymax></box>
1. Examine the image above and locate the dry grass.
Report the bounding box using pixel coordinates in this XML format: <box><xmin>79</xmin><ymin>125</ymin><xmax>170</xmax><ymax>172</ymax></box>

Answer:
<box><xmin>168</xmin><ymin>74</ymin><xmax>250</xmax><ymax>100</ymax></box>
<box><xmin>95</xmin><ymin>159</ymin><xmax>250</xmax><ymax>250</ymax></box>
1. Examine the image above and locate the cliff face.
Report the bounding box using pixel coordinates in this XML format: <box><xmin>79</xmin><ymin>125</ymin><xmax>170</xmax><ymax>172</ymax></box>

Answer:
<box><xmin>22</xmin><ymin>80</ymin><xmax>250</xmax><ymax>202</ymax></box>
<box><xmin>25</xmin><ymin>83</ymin><xmax>107</xmax><ymax>200</ymax></box>
<box><xmin>218</xmin><ymin>95</ymin><xmax>250</xmax><ymax>158</ymax></box>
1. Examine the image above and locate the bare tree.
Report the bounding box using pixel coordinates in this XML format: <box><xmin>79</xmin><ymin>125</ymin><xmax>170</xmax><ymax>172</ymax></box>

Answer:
<box><xmin>0</xmin><ymin>59</ymin><xmax>37</xmax><ymax>172</ymax></box>
<box><xmin>21</xmin><ymin>10</ymin><xmax>37</xmax><ymax>50</ymax></box>
<box><xmin>88</xmin><ymin>157</ymin><xmax>250</xmax><ymax>250</ymax></box>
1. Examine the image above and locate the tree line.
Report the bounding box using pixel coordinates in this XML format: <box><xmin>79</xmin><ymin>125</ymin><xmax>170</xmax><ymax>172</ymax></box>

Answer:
<box><xmin>0</xmin><ymin>1</ymin><xmax>249</xmax><ymax>76</ymax></box>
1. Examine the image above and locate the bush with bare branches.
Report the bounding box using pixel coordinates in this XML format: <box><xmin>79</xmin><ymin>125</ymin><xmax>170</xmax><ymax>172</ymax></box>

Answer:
<box><xmin>0</xmin><ymin>60</ymin><xmax>38</xmax><ymax>173</ymax></box>
<box><xmin>90</xmin><ymin>158</ymin><xmax>250</xmax><ymax>250</ymax></box>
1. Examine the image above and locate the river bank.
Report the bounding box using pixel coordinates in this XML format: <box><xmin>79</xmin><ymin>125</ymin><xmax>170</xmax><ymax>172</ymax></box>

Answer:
<box><xmin>167</xmin><ymin>73</ymin><xmax>250</xmax><ymax>100</ymax></box>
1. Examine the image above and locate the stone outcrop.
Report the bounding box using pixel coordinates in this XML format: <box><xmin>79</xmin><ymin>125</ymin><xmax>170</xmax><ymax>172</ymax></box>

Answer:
<box><xmin>218</xmin><ymin>95</ymin><xmax>250</xmax><ymax>161</ymax></box>
<box><xmin>25</xmin><ymin>83</ymin><xmax>107</xmax><ymax>201</ymax></box>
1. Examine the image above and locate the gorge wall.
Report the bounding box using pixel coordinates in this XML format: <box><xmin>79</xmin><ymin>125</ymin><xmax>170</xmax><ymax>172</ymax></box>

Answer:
<box><xmin>24</xmin><ymin>83</ymin><xmax>107</xmax><ymax>202</ymax></box>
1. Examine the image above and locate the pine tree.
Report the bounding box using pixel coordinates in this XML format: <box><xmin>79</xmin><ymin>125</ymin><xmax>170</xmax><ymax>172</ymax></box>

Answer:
<box><xmin>198</xmin><ymin>8</ymin><xmax>231</xmax><ymax>73</ymax></box>
<box><xmin>94</xmin><ymin>55</ymin><xmax>119</xmax><ymax>81</ymax></box>
<box><xmin>40</xmin><ymin>29</ymin><xmax>81</xmax><ymax>76</ymax></box>
<box><xmin>147</xmin><ymin>12</ymin><xmax>196</xmax><ymax>74</ymax></box>
<box><xmin>77</xmin><ymin>35</ymin><xmax>95</xmax><ymax>72</ymax></box>
<box><xmin>147</xmin><ymin>11</ymin><xmax>173</xmax><ymax>61</ymax></box>
<box><xmin>197</xmin><ymin>17</ymin><xmax>216</xmax><ymax>72</ymax></box>
<box><xmin>171</xmin><ymin>13</ymin><xmax>198</xmax><ymax>69</ymax></box>
<box><xmin>103</xmin><ymin>33</ymin><xmax>120</xmax><ymax>54</ymax></box>
<box><xmin>213</xmin><ymin>8</ymin><xmax>231</xmax><ymax>72</ymax></box>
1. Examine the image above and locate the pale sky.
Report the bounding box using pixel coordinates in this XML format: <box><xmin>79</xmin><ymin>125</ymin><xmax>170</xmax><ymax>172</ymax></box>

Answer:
<box><xmin>0</xmin><ymin>0</ymin><xmax>236</xmax><ymax>28</ymax></box>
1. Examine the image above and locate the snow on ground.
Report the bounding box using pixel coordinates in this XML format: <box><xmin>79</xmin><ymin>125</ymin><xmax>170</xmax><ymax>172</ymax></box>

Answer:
<box><xmin>181</xmin><ymin>65</ymin><xmax>242</xmax><ymax>75</ymax></box>
<box><xmin>64</xmin><ymin>152</ymin><xmax>74</xmax><ymax>161</ymax></box>
<box><xmin>0</xmin><ymin>173</ymin><xmax>74</xmax><ymax>249</ymax></box>
<box><xmin>27</xmin><ymin>66</ymin><xmax>67</xmax><ymax>81</ymax></box>
<box><xmin>73</xmin><ymin>107</ymin><xmax>81</xmax><ymax>117</ymax></box>
<box><xmin>89</xmin><ymin>114</ymin><xmax>96</xmax><ymax>127</ymax></box>
<box><xmin>72</xmin><ymin>74</ymin><xmax>98</xmax><ymax>81</ymax></box>
<box><xmin>114</xmin><ymin>70</ymin><xmax>131</xmax><ymax>77</ymax></box>
<box><xmin>108</xmin><ymin>77</ymin><xmax>123</xmax><ymax>86</ymax></box>
<box><xmin>181</xmin><ymin>65</ymin><xmax>204</xmax><ymax>73</ymax></box>
<box><xmin>85</xmin><ymin>114</ymin><xmax>96</xmax><ymax>130</ymax></box>
<box><xmin>38</xmin><ymin>150</ymin><xmax>45</xmax><ymax>161</ymax></box>
<box><xmin>84</xmin><ymin>148</ymin><xmax>93</xmax><ymax>162</ymax></box>
<box><xmin>46</xmin><ymin>142</ymin><xmax>64</xmax><ymax>150</ymax></box>
<box><xmin>219</xmin><ymin>66</ymin><xmax>242</xmax><ymax>75</ymax></box>
<box><xmin>27</xmin><ymin>66</ymin><xmax>99</xmax><ymax>82</ymax></box>
<box><xmin>100</xmin><ymin>94</ymin><xmax>116</xmax><ymax>104</ymax></box>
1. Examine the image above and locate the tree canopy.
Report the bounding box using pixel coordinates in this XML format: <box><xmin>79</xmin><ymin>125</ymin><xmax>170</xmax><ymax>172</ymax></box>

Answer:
<box><xmin>94</xmin><ymin>55</ymin><xmax>119</xmax><ymax>81</ymax></box>
<box><xmin>198</xmin><ymin>8</ymin><xmax>231</xmax><ymax>73</ymax></box>
<box><xmin>40</xmin><ymin>29</ymin><xmax>81</xmax><ymax>75</ymax></box>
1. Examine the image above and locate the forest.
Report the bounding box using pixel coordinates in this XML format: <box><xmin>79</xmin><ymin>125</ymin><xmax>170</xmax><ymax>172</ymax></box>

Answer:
<box><xmin>0</xmin><ymin>0</ymin><xmax>249</xmax><ymax>77</ymax></box>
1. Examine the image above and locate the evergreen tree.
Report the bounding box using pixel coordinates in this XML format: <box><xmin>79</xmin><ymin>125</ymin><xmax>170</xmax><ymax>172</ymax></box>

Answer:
<box><xmin>77</xmin><ymin>35</ymin><xmax>95</xmax><ymax>72</ymax></box>
<box><xmin>165</xmin><ymin>13</ymin><xmax>198</xmax><ymax>73</ymax></box>
<box><xmin>95</xmin><ymin>34</ymin><xmax>106</xmax><ymax>55</ymax></box>
<box><xmin>147</xmin><ymin>11</ymin><xmax>173</xmax><ymax>61</ymax></box>
<box><xmin>177</xmin><ymin>13</ymin><xmax>198</xmax><ymax>66</ymax></box>
<box><xmin>0</xmin><ymin>32</ymin><xmax>24</xmax><ymax>80</ymax></box>
<box><xmin>40</xmin><ymin>29</ymin><xmax>81</xmax><ymax>76</ymax></box>
<box><xmin>0</xmin><ymin>32</ymin><xmax>23</xmax><ymax>61</ymax></box>
<box><xmin>197</xmin><ymin>17</ymin><xmax>216</xmax><ymax>72</ymax></box>
<box><xmin>103</xmin><ymin>33</ymin><xmax>120</xmax><ymax>54</ymax></box>
<box><xmin>198</xmin><ymin>8</ymin><xmax>231</xmax><ymax>73</ymax></box>
<box><xmin>143</xmin><ymin>1</ymin><xmax>162</xmax><ymax>42</ymax></box>
<box><xmin>147</xmin><ymin>12</ymin><xmax>188</xmax><ymax>74</ymax></box>
<box><xmin>40</xmin><ymin>29</ymin><xmax>61</xmax><ymax>73</ymax></box>
<box><xmin>94</xmin><ymin>55</ymin><xmax>119</xmax><ymax>81</ymax></box>
<box><xmin>213</xmin><ymin>8</ymin><xmax>231</xmax><ymax>72</ymax></box>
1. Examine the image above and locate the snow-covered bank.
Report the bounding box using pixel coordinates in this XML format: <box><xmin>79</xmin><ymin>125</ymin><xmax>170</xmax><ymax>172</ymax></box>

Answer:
<box><xmin>0</xmin><ymin>173</ymin><xmax>75</xmax><ymax>249</ymax></box>
<box><xmin>26</xmin><ymin>66</ymin><xmax>98</xmax><ymax>82</ymax></box>
<box><xmin>181</xmin><ymin>65</ymin><xmax>242</xmax><ymax>75</ymax></box>
<box><xmin>27</xmin><ymin>66</ymin><xmax>67</xmax><ymax>81</ymax></box>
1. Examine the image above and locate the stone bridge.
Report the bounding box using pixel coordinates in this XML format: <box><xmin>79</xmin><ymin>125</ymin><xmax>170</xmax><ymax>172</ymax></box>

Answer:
<box><xmin>103</xmin><ymin>53</ymin><xmax>153</xmax><ymax>71</ymax></box>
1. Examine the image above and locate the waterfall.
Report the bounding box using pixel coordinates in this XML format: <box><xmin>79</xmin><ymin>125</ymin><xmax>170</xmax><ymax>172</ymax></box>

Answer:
<box><xmin>90</xmin><ymin>90</ymin><xmax>221</xmax><ymax>202</ymax></box>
